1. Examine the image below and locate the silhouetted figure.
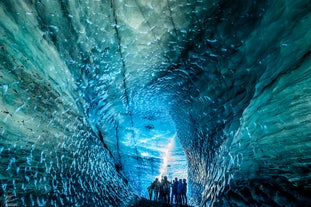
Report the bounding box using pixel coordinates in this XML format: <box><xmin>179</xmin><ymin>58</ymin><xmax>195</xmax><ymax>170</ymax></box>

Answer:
<box><xmin>152</xmin><ymin>178</ymin><xmax>160</xmax><ymax>201</ymax></box>
<box><xmin>159</xmin><ymin>177</ymin><xmax>164</xmax><ymax>201</ymax></box>
<box><xmin>172</xmin><ymin>177</ymin><xmax>178</xmax><ymax>204</ymax></box>
<box><xmin>147</xmin><ymin>182</ymin><xmax>153</xmax><ymax>200</ymax></box>
<box><xmin>182</xmin><ymin>178</ymin><xmax>188</xmax><ymax>205</ymax></box>
<box><xmin>162</xmin><ymin>176</ymin><xmax>171</xmax><ymax>204</ymax></box>
<box><xmin>177</xmin><ymin>179</ymin><xmax>183</xmax><ymax>205</ymax></box>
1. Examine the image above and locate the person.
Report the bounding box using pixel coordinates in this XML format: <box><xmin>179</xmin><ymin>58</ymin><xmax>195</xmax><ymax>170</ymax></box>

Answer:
<box><xmin>147</xmin><ymin>182</ymin><xmax>153</xmax><ymax>200</ymax></box>
<box><xmin>152</xmin><ymin>178</ymin><xmax>160</xmax><ymax>201</ymax></box>
<box><xmin>177</xmin><ymin>179</ymin><xmax>183</xmax><ymax>205</ymax></box>
<box><xmin>182</xmin><ymin>178</ymin><xmax>188</xmax><ymax>205</ymax></box>
<box><xmin>170</xmin><ymin>179</ymin><xmax>174</xmax><ymax>204</ymax></box>
<box><xmin>172</xmin><ymin>177</ymin><xmax>178</xmax><ymax>204</ymax></box>
<box><xmin>159</xmin><ymin>177</ymin><xmax>164</xmax><ymax>201</ymax></box>
<box><xmin>161</xmin><ymin>176</ymin><xmax>171</xmax><ymax>204</ymax></box>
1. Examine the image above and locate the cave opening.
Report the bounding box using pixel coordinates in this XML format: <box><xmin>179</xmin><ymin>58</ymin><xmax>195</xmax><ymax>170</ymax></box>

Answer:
<box><xmin>0</xmin><ymin>0</ymin><xmax>311</xmax><ymax>207</ymax></box>
<box><xmin>95</xmin><ymin>87</ymin><xmax>190</xmax><ymax>199</ymax></box>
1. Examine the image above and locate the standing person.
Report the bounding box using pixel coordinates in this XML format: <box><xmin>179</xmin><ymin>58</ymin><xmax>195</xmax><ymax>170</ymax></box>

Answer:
<box><xmin>152</xmin><ymin>178</ymin><xmax>160</xmax><ymax>201</ymax></box>
<box><xmin>182</xmin><ymin>178</ymin><xmax>188</xmax><ymax>205</ymax></box>
<box><xmin>177</xmin><ymin>179</ymin><xmax>183</xmax><ymax>205</ymax></box>
<box><xmin>170</xmin><ymin>179</ymin><xmax>174</xmax><ymax>204</ymax></box>
<box><xmin>147</xmin><ymin>182</ymin><xmax>153</xmax><ymax>200</ymax></box>
<box><xmin>172</xmin><ymin>177</ymin><xmax>178</xmax><ymax>204</ymax></box>
<box><xmin>159</xmin><ymin>177</ymin><xmax>164</xmax><ymax>201</ymax></box>
<box><xmin>162</xmin><ymin>176</ymin><xmax>171</xmax><ymax>204</ymax></box>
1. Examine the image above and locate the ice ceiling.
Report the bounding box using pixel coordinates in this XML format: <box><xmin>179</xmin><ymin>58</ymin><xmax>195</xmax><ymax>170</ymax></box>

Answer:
<box><xmin>0</xmin><ymin>0</ymin><xmax>311</xmax><ymax>206</ymax></box>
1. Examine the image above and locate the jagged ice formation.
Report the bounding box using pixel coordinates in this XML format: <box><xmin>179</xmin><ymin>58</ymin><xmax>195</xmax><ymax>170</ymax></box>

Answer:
<box><xmin>0</xmin><ymin>0</ymin><xmax>310</xmax><ymax>206</ymax></box>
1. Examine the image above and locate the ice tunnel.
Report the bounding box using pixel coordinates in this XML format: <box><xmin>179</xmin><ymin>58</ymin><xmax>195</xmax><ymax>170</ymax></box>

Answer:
<box><xmin>0</xmin><ymin>0</ymin><xmax>310</xmax><ymax>206</ymax></box>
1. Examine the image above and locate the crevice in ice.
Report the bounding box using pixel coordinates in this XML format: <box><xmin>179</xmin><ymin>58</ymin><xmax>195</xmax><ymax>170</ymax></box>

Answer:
<box><xmin>98</xmin><ymin>130</ymin><xmax>113</xmax><ymax>158</ymax></box>
<box><xmin>110</xmin><ymin>0</ymin><xmax>132</xmax><ymax>117</ymax></box>
<box><xmin>110</xmin><ymin>0</ymin><xmax>139</xmax><ymax>163</ymax></box>
<box><xmin>114</xmin><ymin>122</ymin><xmax>122</xmax><ymax>165</ymax></box>
<box><xmin>166</xmin><ymin>0</ymin><xmax>178</xmax><ymax>40</ymax></box>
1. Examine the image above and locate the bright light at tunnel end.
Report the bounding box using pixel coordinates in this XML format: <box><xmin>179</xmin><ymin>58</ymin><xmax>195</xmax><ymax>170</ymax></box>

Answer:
<box><xmin>158</xmin><ymin>134</ymin><xmax>188</xmax><ymax>183</ymax></box>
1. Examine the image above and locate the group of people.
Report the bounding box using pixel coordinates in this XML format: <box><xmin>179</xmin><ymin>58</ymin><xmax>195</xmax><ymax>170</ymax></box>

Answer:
<box><xmin>147</xmin><ymin>176</ymin><xmax>187</xmax><ymax>205</ymax></box>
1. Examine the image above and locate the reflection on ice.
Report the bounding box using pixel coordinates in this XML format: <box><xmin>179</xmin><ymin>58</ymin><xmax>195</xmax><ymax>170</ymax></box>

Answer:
<box><xmin>159</xmin><ymin>135</ymin><xmax>175</xmax><ymax>178</ymax></box>
<box><xmin>159</xmin><ymin>134</ymin><xmax>188</xmax><ymax>182</ymax></box>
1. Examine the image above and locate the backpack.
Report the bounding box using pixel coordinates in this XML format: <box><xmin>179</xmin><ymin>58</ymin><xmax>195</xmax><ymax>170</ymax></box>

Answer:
<box><xmin>153</xmin><ymin>181</ymin><xmax>160</xmax><ymax>191</ymax></box>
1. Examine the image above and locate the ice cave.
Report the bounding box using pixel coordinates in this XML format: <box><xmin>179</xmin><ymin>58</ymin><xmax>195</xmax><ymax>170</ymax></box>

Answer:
<box><xmin>0</xmin><ymin>0</ymin><xmax>310</xmax><ymax>206</ymax></box>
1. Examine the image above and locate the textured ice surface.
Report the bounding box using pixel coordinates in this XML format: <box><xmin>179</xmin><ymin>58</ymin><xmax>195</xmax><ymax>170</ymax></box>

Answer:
<box><xmin>1</xmin><ymin>0</ymin><xmax>311</xmax><ymax>206</ymax></box>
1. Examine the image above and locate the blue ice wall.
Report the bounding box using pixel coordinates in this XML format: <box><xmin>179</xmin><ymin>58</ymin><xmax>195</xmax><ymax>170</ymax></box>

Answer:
<box><xmin>1</xmin><ymin>0</ymin><xmax>311</xmax><ymax>206</ymax></box>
